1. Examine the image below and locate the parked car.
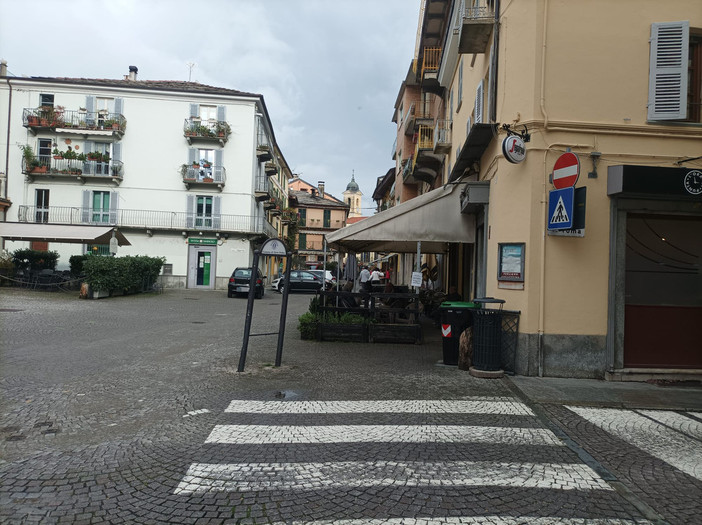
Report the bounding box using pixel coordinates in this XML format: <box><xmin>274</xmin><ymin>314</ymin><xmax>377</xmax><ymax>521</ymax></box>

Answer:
<box><xmin>228</xmin><ymin>267</ymin><xmax>265</xmax><ymax>298</ymax></box>
<box><xmin>308</xmin><ymin>270</ymin><xmax>336</xmax><ymax>288</ymax></box>
<box><xmin>272</xmin><ymin>270</ymin><xmax>326</xmax><ymax>294</ymax></box>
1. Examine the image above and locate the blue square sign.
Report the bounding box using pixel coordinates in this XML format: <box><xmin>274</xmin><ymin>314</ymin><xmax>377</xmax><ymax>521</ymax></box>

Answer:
<box><xmin>548</xmin><ymin>187</ymin><xmax>574</xmax><ymax>230</ymax></box>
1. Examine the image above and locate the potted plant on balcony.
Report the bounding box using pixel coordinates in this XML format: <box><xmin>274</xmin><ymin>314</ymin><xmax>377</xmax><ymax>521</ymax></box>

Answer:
<box><xmin>181</xmin><ymin>164</ymin><xmax>195</xmax><ymax>180</ymax></box>
<box><xmin>53</xmin><ymin>148</ymin><xmax>63</xmax><ymax>160</ymax></box>
<box><xmin>111</xmin><ymin>164</ymin><xmax>123</xmax><ymax>177</ymax></box>
<box><xmin>87</xmin><ymin>151</ymin><xmax>102</xmax><ymax>161</ymax></box>
<box><xmin>20</xmin><ymin>144</ymin><xmax>38</xmax><ymax>172</ymax></box>
<box><xmin>215</xmin><ymin>121</ymin><xmax>231</xmax><ymax>138</ymax></box>
<box><xmin>192</xmin><ymin>160</ymin><xmax>200</xmax><ymax>168</ymax></box>
<box><xmin>201</xmin><ymin>159</ymin><xmax>211</xmax><ymax>169</ymax></box>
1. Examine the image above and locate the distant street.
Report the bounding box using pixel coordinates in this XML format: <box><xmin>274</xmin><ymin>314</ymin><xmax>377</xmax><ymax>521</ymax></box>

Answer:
<box><xmin>1</xmin><ymin>288</ymin><xmax>701</xmax><ymax>524</ymax></box>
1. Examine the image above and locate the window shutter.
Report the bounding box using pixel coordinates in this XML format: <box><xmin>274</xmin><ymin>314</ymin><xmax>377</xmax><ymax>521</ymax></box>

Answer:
<box><xmin>85</xmin><ymin>95</ymin><xmax>95</xmax><ymax>127</ymax></box>
<box><xmin>214</xmin><ymin>149</ymin><xmax>223</xmax><ymax>182</ymax></box>
<box><xmin>188</xmin><ymin>148</ymin><xmax>197</xmax><ymax>164</ymax></box>
<box><xmin>648</xmin><ymin>21</ymin><xmax>689</xmax><ymax>121</ymax></box>
<box><xmin>112</xmin><ymin>143</ymin><xmax>122</xmax><ymax>162</ymax></box>
<box><xmin>474</xmin><ymin>80</ymin><xmax>484</xmax><ymax>124</ymax></box>
<box><xmin>217</xmin><ymin>105</ymin><xmax>226</xmax><ymax>121</ymax></box>
<box><xmin>83</xmin><ymin>141</ymin><xmax>94</xmax><ymax>174</ymax></box>
<box><xmin>109</xmin><ymin>192</ymin><xmax>118</xmax><ymax>225</ymax></box>
<box><xmin>81</xmin><ymin>190</ymin><xmax>91</xmax><ymax>223</ymax></box>
<box><xmin>114</xmin><ymin>97</ymin><xmax>124</xmax><ymax>116</ymax></box>
<box><xmin>212</xmin><ymin>196</ymin><xmax>221</xmax><ymax>229</ymax></box>
<box><xmin>186</xmin><ymin>195</ymin><xmax>195</xmax><ymax>228</ymax></box>
<box><xmin>190</xmin><ymin>104</ymin><xmax>199</xmax><ymax>118</ymax></box>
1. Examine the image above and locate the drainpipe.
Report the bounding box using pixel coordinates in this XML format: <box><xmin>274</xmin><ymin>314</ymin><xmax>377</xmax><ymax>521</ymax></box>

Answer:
<box><xmin>537</xmin><ymin>0</ymin><xmax>550</xmax><ymax>377</ymax></box>
<box><xmin>3</xmin><ymin>63</ymin><xmax>12</xmax><ymax>251</ymax></box>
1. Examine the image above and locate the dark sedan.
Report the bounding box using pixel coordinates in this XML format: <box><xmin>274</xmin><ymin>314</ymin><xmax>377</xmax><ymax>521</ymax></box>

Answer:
<box><xmin>273</xmin><ymin>270</ymin><xmax>326</xmax><ymax>294</ymax></box>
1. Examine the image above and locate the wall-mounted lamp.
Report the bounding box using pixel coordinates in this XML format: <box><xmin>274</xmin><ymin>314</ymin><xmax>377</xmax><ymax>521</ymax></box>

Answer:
<box><xmin>588</xmin><ymin>151</ymin><xmax>601</xmax><ymax>179</ymax></box>
<box><xmin>181</xmin><ymin>231</ymin><xmax>188</xmax><ymax>237</ymax></box>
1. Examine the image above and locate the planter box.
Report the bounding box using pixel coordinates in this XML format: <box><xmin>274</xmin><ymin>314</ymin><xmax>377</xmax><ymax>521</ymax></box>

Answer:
<box><xmin>369</xmin><ymin>323</ymin><xmax>422</xmax><ymax>344</ymax></box>
<box><xmin>317</xmin><ymin>323</ymin><xmax>368</xmax><ymax>343</ymax></box>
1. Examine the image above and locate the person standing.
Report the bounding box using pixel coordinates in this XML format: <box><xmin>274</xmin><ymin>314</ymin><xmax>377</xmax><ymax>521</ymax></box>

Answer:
<box><xmin>370</xmin><ymin>267</ymin><xmax>383</xmax><ymax>284</ymax></box>
<box><xmin>359</xmin><ymin>266</ymin><xmax>371</xmax><ymax>292</ymax></box>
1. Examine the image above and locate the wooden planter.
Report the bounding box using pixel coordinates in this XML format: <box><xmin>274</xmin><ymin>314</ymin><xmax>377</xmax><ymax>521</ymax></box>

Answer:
<box><xmin>317</xmin><ymin>323</ymin><xmax>368</xmax><ymax>343</ymax></box>
<box><xmin>369</xmin><ymin>323</ymin><xmax>422</xmax><ymax>344</ymax></box>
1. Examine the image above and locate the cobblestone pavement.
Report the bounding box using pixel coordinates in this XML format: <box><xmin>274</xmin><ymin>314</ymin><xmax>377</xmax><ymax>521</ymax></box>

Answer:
<box><xmin>0</xmin><ymin>288</ymin><xmax>696</xmax><ymax>523</ymax></box>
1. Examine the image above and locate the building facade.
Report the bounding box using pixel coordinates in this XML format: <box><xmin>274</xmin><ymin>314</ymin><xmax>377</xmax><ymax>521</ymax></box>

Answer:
<box><xmin>0</xmin><ymin>65</ymin><xmax>288</xmax><ymax>290</ymax></box>
<box><xmin>288</xmin><ymin>176</ymin><xmax>349</xmax><ymax>268</ymax></box>
<box><xmin>382</xmin><ymin>0</ymin><xmax>702</xmax><ymax>378</ymax></box>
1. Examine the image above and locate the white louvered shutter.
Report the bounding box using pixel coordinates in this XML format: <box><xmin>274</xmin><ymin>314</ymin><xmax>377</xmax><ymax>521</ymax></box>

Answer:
<box><xmin>648</xmin><ymin>21</ymin><xmax>689</xmax><ymax>121</ymax></box>
<box><xmin>474</xmin><ymin>80</ymin><xmax>484</xmax><ymax>124</ymax></box>
<box><xmin>81</xmin><ymin>190</ymin><xmax>91</xmax><ymax>223</ymax></box>
<box><xmin>109</xmin><ymin>192</ymin><xmax>118</xmax><ymax>225</ymax></box>
<box><xmin>212</xmin><ymin>196</ymin><xmax>221</xmax><ymax>229</ymax></box>
<box><xmin>186</xmin><ymin>195</ymin><xmax>195</xmax><ymax>228</ymax></box>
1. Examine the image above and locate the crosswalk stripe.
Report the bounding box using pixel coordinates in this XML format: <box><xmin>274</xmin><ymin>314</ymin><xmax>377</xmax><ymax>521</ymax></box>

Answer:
<box><xmin>268</xmin><ymin>519</ymin><xmax>649</xmax><ymax>525</ymax></box>
<box><xmin>204</xmin><ymin>424</ymin><xmax>564</xmax><ymax>446</ymax></box>
<box><xmin>174</xmin><ymin>460</ymin><xmax>612</xmax><ymax>495</ymax></box>
<box><xmin>637</xmin><ymin>410</ymin><xmax>702</xmax><ymax>440</ymax></box>
<box><xmin>567</xmin><ymin>406</ymin><xmax>702</xmax><ymax>481</ymax></box>
<box><xmin>224</xmin><ymin>399</ymin><xmax>534</xmax><ymax>415</ymax></box>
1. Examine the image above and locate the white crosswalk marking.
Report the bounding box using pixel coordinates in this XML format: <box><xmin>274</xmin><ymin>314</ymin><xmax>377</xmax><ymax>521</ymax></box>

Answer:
<box><xmin>174</xmin><ymin>460</ymin><xmax>611</xmax><ymax>495</ymax></box>
<box><xmin>205</xmin><ymin>424</ymin><xmax>564</xmax><ymax>446</ymax></box>
<box><xmin>224</xmin><ymin>399</ymin><xmax>534</xmax><ymax>415</ymax></box>
<box><xmin>175</xmin><ymin>398</ymin><xmax>640</xmax><ymax>522</ymax></box>
<box><xmin>567</xmin><ymin>406</ymin><xmax>702</xmax><ymax>481</ymax></box>
<box><xmin>638</xmin><ymin>410</ymin><xmax>702</xmax><ymax>440</ymax></box>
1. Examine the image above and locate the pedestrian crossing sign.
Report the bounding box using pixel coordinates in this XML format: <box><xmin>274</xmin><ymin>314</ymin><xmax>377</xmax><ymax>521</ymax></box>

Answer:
<box><xmin>547</xmin><ymin>187</ymin><xmax>574</xmax><ymax>230</ymax></box>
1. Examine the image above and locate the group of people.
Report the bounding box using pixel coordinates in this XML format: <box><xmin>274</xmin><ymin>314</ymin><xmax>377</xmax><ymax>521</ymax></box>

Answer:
<box><xmin>358</xmin><ymin>265</ymin><xmax>388</xmax><ymax>292</ymax></box>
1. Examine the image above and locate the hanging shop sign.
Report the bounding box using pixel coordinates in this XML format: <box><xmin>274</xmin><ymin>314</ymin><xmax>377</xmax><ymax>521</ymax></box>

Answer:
<box><xmin>502</xmin><ymin>135</ymin><xmax>526</xmax><ymax>164</ymax></box>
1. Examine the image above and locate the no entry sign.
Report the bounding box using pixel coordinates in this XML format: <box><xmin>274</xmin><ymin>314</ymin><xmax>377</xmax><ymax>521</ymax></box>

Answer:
<box><xmin>552</xmin><ymin>152</ymin><xmax>580</xmax><ymax>189</ymax></box>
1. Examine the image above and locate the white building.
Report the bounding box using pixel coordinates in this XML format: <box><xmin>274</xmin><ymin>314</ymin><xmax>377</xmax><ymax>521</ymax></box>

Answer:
<box><xmin>0</xmin><ymin>64</ymin><xmax>286</xmax><ymax>290</ymax></box>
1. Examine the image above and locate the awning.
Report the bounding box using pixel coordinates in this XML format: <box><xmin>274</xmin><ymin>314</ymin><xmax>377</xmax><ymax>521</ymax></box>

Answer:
<box><xmin>326</xmin><ymin>183</ymin><xmax>475</xmax><ymax>254</ymax></box>
<box><xmin>0</xmin><ymin>222</ymin><xmax>131</xmax><ymax>246</ymax></box>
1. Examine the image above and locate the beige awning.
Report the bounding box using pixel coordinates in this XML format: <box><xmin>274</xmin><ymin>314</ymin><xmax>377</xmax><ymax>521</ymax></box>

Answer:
<box><xmin>0</xmin><ymin>222</ymin><xmax>131</xmax><ymax>245</ymax></box>
<box><xmin>326</xmin><ymin>183</ymin><xmax>475</xmax><ymax>254</ymax></box>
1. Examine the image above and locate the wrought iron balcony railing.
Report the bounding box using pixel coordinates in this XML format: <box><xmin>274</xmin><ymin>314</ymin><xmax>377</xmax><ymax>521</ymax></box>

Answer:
<box><xmin>17</xmin><ymin>205</ymin><xmax>276</xmax><ymax>237</ymax></box>
<box><xmin>23</xmin><ymin>108</ymin><xmax>126</xmax><ymax>135</ymax></box>
<box><xmin>184</xmin><ymin>118</ymin><xmax>231</xmax><ymax>144</ymax></box>
<box><xmin>181</xmin><ymin>164</ymin><xmax>226</xmax><ymax>185</ymax></box>
<box><xmin>22</xmin><ymin>156</ymin><xmax>124</xmax><ymax>179</ymax></box>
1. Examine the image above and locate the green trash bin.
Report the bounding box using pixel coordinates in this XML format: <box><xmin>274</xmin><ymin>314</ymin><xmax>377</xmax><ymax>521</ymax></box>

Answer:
<box><xmin>439</xmin><ymin>301</ymin><xmax>478</xmax><ymax>365</ymax></box>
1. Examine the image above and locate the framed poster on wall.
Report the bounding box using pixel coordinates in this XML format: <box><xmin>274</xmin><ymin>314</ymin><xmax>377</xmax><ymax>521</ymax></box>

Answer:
<box><xmin>498</xmin><ymin>243</ymin><xmax>525</xmax><ymax>282</ymax></box>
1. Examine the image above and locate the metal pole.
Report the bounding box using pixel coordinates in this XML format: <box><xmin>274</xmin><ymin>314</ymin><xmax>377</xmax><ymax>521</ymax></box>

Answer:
<box><xmin>237</xmin><ymin>250</ymin><xmax>260</xmax><ymax>372</ymax></box>
<box><xmin>416</xmin><ymin>240</ymin><xmax>421</xmax><ymax>294</ymax></box>
<box><xmin>275</xmin><ymin>253</ymin><xmax>293</xmax><ymax>367</ymax></box>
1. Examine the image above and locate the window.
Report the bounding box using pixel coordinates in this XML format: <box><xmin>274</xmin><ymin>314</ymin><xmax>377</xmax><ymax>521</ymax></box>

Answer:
<box><xmin>196</xmin><ymin>196</ymin><xmax>213</xmax><ymax>228</ymax></box>
<box><xmin>39</xmin><ymin>94</ymin><xmax>54</xmax><ymax>107</ymax></box>
<box><xmin>200</xmin><ymin>105</ymin><xmax>217</xmax><ymax>122</ymax></box>
<box><xmin>457</xmin><ymin>59</ymin><xmax>464</xmax><ymax>108</ymax></box>
<box><xmin>92</xmin><ymin>191</ymin><xmax>111</xmax><ymax>223</ymax></box>
<box><xmin>323</xmin><ymin>209</ymin><xmax>331</xmax><ymax>228</ymax></box>
<box><xmin>96</xmin><ymin>97</ymin><xmax>114</xmax><ymax>127</ymax></box>
<box><xmin>298</xmin><ymin>209</ymin><xmax>306</xmax><ymax>227</ymax></box>
<box><xmin>299</xmin><ymin>233</ymin><xmax>307</xmax><ymax>250</ymax></box>
<box><xmin>648</xmin><ymin>21</ymin><xmax>701</xmax><ymax>122</ymax></box>
<box><xmin>198</xmin><ymin>148</ymin><xmax>214</xmax><ymax>180</ymax></box>
<box><xmin>38</xmin><ymin>139</ymin><xmax>51</xmax><ymax>165</ymax></box>
<box><xmin>35</xmin><ymin>189</ymin><xmax>49</xmax><ymax>223</ymax></box>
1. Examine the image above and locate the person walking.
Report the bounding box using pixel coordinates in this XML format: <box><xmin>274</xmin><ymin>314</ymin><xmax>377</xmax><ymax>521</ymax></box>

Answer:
<box><xmin>370</xmin><ymin>267</ymin><xmax>383</xmax><ymax>285</ymax></box>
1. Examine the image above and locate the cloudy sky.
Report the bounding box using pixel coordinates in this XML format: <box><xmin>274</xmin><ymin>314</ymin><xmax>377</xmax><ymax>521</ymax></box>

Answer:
<box><xmin>0</xmin><ymin>0</ymin><xmax>421</xmax><ymax>212</ymax></box>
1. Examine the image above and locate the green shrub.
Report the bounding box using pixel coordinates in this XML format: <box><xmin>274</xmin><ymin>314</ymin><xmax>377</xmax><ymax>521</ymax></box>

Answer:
<box><xmin>11</xmin><ymin>249</ymin><xmax>59</xmax><ymax>272</ymax></box>
<box><xmin>297</xmin><ymin>312</ymin><xmax>319</xmax><ymax>340</ymax></box>
<box><xmin>83</xmin><ymin>255</ymin><xmax>165</xmax><ymax>294</ymax></box>
<box><xmin>69</xmin><ymin>254</ymin><xmax>90</xmax><ymax>276</ymax></box>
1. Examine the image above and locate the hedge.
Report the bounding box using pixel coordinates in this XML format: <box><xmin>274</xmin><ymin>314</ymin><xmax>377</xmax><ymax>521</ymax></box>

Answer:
<box><xmin>83</xmin><ymin>255</ymin><xmax>165</xmax><ymax>294</ymax></box>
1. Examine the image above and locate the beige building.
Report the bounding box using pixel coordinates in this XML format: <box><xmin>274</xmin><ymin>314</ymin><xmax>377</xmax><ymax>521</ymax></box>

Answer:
<box><xmin>364</xmin><ymin>0</ymin><xmax>702</xmax><ymax>378</ymax></box>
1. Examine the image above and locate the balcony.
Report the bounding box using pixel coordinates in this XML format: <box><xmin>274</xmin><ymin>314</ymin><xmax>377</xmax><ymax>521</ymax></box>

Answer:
<box><xmin>420</xmin><ymin>47</ymin><xmax>443</xmax><ymax>94</ymax></box>
<box><xmin>456</xmin><ymin>0</ymin><xmax>494</xmax><ymax>54</ymax></box>
<box><xmin>256</xmin><ymin>144</ymin><xmax>273</xmax><ymax>162</ymax></box>
<box><xmin>23</xmin><ymin>107</ymin><xmax>126</xmax><ymax>138</ymax></box>
<box><xmin>391</xmin><ymin>137</ymin><xmax>397</xmax><ymax>160</ymax></box>
<box><xmin>183</xmin><ymin>118</ymin><xmax>231</xmax><ymax>146</ymax></box>
<box><xmin>17</xmin><ymin>205</ymin><xmax>277</xmax><ymax>238</ymax></box>
<box><xmin>23</xmin><ymin>156</ymin><xmax>124</xmax><ymax>184</ymax></box>
<box><xmin>434</xmin><ymin>120</ymin><xmax>451</xmax><ymax>154</ymax></box>
<box><xmin>181</xmin><ymin>163</ymin><xmax>227</xmax><ymax>190</ymax></box>
<box><xmin>264</xmin><ymin>161</ymin><xmax>278</xmax><ymax>176</ymax></box>
<box><xmin>255</xmin><ymin>174</ymin><xmax>271</xmax><ymax>202</ymax></box>
<box><xmin>406</xmin><ymin>126</ymin><xmax>442</xmax><ymax>184</ymax></box>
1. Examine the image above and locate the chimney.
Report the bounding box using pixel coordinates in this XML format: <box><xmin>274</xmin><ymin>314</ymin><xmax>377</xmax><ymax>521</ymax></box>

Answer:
<box><xmin>128</xmin><ymin>65</ymin><xmax>138</xmax><ymax>81</ymax></box>
<box><xmin>0</xmin><ymin>60</ymin><xmax>7</xmax><ymax>77</ymax></box>
<box><xmin>318</xmin><ymin>181</ymin><xmax>325</xmax><ymax>198</ymax></box>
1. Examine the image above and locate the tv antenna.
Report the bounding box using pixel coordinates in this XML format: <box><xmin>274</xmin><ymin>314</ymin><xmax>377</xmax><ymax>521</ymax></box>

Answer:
<box><xmin>186</xmin><ymin>62</ymin><xmax>196</xmax><ymax>82</ymax></box>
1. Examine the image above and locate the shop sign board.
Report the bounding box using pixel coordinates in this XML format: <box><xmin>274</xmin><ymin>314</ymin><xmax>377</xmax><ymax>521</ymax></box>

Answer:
<box><xmin>188</xmin><ymin>238</ymin><xmax>217</xmax><ymax>245</ymax></box>
<box><xmin>502</xmin><ymin>135</ymin><xmax>526</xmax><ymax>164</ymax></box>
<box><xmin>552</xmin><ymin>152</ymin><xmax>580</xmax><ymax>189</ymax></box>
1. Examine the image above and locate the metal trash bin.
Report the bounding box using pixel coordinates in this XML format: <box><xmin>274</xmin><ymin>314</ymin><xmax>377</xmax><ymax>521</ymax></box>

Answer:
<box><xmin>472</xmin><ymin>298</ymin><xmax>505</xmax><ymax>371</ymax></box>
<box><xmin>439</xmin><ymin>301</ymin><xmax>478</xmax><ymax>365</ymax></box>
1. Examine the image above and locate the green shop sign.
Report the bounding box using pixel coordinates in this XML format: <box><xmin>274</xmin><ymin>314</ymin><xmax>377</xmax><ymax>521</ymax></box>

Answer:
<box><xmin>188</xmin><ymin>238</ymin><xmax>218</xmax><ymax>245</ymax></box>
